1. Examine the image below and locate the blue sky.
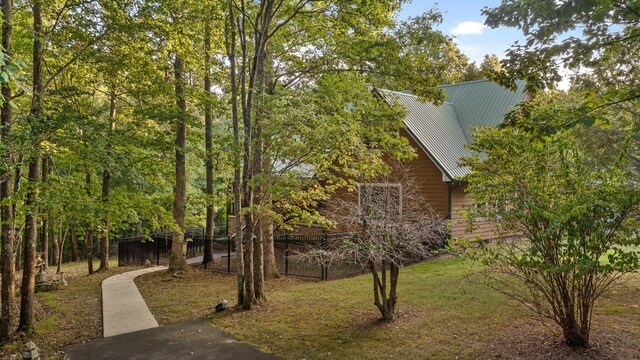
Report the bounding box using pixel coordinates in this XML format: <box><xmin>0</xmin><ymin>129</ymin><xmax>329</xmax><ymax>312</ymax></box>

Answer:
<box><xmin>398</xmin><ymin>1</ymin><xmax>525</xmax><ymax>65</ymax></box>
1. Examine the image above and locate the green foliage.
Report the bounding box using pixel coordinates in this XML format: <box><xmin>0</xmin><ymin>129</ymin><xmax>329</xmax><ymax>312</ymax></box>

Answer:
<box><xmin>482</xmin><ymin>0</ymin><xmax>640</xmax><ymax>136</ymax></box>
<box><xmin>459</xmin><ymin>92</ymin><xmax>640</xmax><ymax>347</ymax></box>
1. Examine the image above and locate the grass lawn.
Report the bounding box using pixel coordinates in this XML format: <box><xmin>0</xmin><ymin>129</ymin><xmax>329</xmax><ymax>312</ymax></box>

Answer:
<box><xmin>0</xmin><ymin>259</ymin><xmax>140</xmax><ymax>360</ymax></box>
<box><xmin>136</xmin><ymin>256</ymin><xmax>640</xmax><ymax>360</ymax></box>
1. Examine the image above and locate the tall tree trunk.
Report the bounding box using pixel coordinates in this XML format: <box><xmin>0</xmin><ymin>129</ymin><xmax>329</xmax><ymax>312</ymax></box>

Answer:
<box><xmin>19</xmin><ymin>0</ymin><xmax>43</xmax><ymax>333</ymax></box>
<box><xmin>85</xmin><ymin>172</ymin><xmax>94</xmax><ymax>274</ymax></box>
<box><xmin>70</xmin><ymin>224</ymin><xmax>78</xmax><ymax>262</ymax></box>
<box><xmin>56</xmin><ymin>224</ymin><xmax>67</xmax><ymax>274</ymax></box>
<box><xmin>261</xmin><ymin>42</ymin><xmax>278</xmax><ymax>280</ymax></box>
<box><xmin>169</xmin><ymin>55</ymin><xmax>187</xmax><ymax>271</ymax></box>
<box><xmin>39</xmin><ymin>156</ymin><xmax>49</xmax><ymax>269</ymax></box>
<box><xmin>240</xmin><ymin>5</ymin><xmax>257</xmax><ymax>310</ymax></box>
<box><xmin>99</xmin><ymin>90</ymin><xmax>116</xmax><ymax>272</ymax></box>
<box><xmin>85</xmin><ymin>229</ymin><xmax>94</xmax><ymax>274</ymax></box>
<box><xmin>11</xmin><ymin>154</ymin><xmax>21</xmax><ymax>272</ymax></box>
<box><xmin>263</xmin><ymin>223</ymin><xmax>278</xmax><ymax>279</ymax></box>
<box><xmin>99</xmin><ymin>168</ymin><xmax>110</xmax><ymax>271</ymax></box>
<box><xmin>0</xmin><ymin>0</ymin><xmax>15</xmax><ymax>342</ymax></box>
<box><xmin>51</xmin><ymin>221</ymin><xmax>59</xmax><ymax>266</ymax></box>
<box><xmin>226</xmin><ymin>1</ymin><xmax>245</xmax><ymax>307</ymax></box>
<box><xmin>252</xmin><ymin>68</ymin><xmax>265</xmax><ymax>301</ymax></box>
<box><xmin>203</xmin><ymin>20</ymin><xmax>215</xmax><ymax>267</ymax></box>
<box><xmin>18</xmin><ymin>158</ymin><xmax>40</xmax><ymax>333</ymax></box>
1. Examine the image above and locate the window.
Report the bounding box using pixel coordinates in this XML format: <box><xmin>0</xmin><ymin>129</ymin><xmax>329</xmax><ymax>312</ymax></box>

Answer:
<box><xmin>358</xmin><ymin>183</ymin><xmax>402</xmax><ymax>221</ymax></box>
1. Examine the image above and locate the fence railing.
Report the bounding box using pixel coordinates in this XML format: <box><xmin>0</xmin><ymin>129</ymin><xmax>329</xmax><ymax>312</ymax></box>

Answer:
<box><xmin>118</xmin><ymin>230</ymin><xmax>367</xmax><ymax>281</ymax></box>
<box><xmin>117</xmin><ymin>227</ymin><xmax>233</xmax><ymax>269</ymax></box>
<box><xmin>273</xmin><ymin>232</ymin><xmax>365</xmax><ymax>280</ymax></box>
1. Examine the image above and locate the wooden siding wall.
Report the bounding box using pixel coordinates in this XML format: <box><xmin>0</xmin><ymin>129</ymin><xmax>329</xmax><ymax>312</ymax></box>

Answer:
<box><xmin>399</xmin><ymin>129</ymin><xmax>449</xmax><ymax>217</ymax></box>
<box><xmin>450</xmin><ymin>185</ymin><xmax>500</xmax><ymax>241</ymax></box>
<box><xmin>324</xmin><ymin>129</ymin><xmax>449</xmax><ymax>232</ymax></box>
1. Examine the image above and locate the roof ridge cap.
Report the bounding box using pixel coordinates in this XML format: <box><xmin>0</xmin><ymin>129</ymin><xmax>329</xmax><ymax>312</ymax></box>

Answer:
<box><xmin>438</xmin><ymin>79</ymin><xmax>490</xmax><ymax>88</ymax></box>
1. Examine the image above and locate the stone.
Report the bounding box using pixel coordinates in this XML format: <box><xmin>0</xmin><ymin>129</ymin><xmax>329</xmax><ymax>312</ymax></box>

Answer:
<box><xmin>22</xmin><ymin>341</ymin><xmax>40</xmax><ymax>360</ymax></box>
<box><xmin>59</xmin><ymin>272</ymin><xmax>68</xmax><ymax>286</ymax></box>
<box><xmin>35</xmin><ymin>273</ymin><xmax>46</xmax><ymax>284</ymax></box>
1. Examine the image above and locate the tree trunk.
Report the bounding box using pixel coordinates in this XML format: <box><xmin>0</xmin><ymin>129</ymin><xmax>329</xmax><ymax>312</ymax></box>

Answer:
<box><xmin>86</xmin><ymin>229</ymin><xmax>94</xmax><ymax>275</ymax></box>
<box><xmin>70</xmin><ymin>224</ymin><xmax>78</xmax><ymax>262</ymax></box>
<box><xmin>11</xmin><ymin>154</ymin><xmax>21</xmax><ymax>271</ymax></box>
<box><xmin>0</xmin><ymin>0</ymin><xmax>15</xmax><ymax>342</ymax></box>
<box><xmin>18</xmin><ymin>158</ymin><xmax>40</xmax><ymax>333</ymax></box>
<box><xmin>85</xmin><ymin>171</ymin><xmax>94</xmax><ymax>274</ymax></box>
<box><xmin>251</xmin><ymin>40</ymin><xmax>267</xmax><ymax>301</ymax></box>
<box><xmin>261</xmin><ymin>42</ymin><xmax>278</xmax><ymax>280</ymax></box>
<box><xmin>242</xmin><ymin>193</ymin><xmax>255</xmax><ymax>309</ymax></box>
<box><xmin>253</xmin><ymin>215</ymin><xmax>265</xmax><ymax>301</ymax></box>
<box><xmin>39</xmin><ymin>156</ymin><xmax>49</xmax><ymax>269</ymax></box>
<box><xmin>203</xmin><ymin>20</ymin><xmax>215</xmax><ymax>267</ymax></box>
<box><xmin>98</xmin><ymin>90</ymin><xmax>115</xmax><ymax>272</ymax></box>
<box><xmin>370</xmin><ymin>261</ymin><xmax>396</xmax><ymax>321</ymax></box>
<box><xmin>169</xmin><ymin>55</ymin><xmax>187</xmax><ymax>271</ymax></box>
<box><xmin>56</xmin><ymin>224</ymin><xmax>67</xmax><ymax>274</ymax></box>
<box><xmin>51</xmin><ymin>222</ymin><xmax>59</xmax><ymax>266</ymax></box>
<box><xmin>263</xmin><ymin>223</ymin><xmax>278</xmax><ymax>279</ymax></box>
<box><xmin>227</xmin><ymin>0</ymin><xmax>245</xmax><ymax>307</ymax></box>
<box><xmin>563</xmin><ymin>324</ymin><xmax>589</xmax><ymax>347</ymax></box>
<box><xmin>98</xmin><ymin>168</ymin><xmax>110</xmax><ymax>271</ymax></box>
<box><xmin>19</xmin><ymin>0</ymin><xmax>43</xmax><ymax>333</ymax></box>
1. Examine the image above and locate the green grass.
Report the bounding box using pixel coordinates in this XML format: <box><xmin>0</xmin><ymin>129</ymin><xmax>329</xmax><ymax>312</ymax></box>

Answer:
<box><xmin>137</xmin><ymin>256</ymin><xmax>640</xmax><ymax>359</ymax></box>
<box><xmin>4</xmin><ymin>256</ymin><xmax>638</xmax><ymax>359</ymax></box>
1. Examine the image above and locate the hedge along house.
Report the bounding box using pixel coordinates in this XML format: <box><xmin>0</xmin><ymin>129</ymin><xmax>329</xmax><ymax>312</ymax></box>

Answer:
<box><xmin>345</xmin><ymin>79</ymin><xmax>528</xmax><ymax>240</ymax></box>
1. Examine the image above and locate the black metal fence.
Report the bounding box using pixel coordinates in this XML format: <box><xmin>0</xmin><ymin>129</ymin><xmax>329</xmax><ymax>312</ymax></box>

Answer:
<box><xmin>273</xmin><ymin>232</ymin><xmax>366</xmax><ymax>280</ymax></box>
<box><xmin>117</xmin><ymin>227</ymin><xmax>232</xmax><ymax>268</ymax></box>
<box><xmin>119</xmin><ymin>229</ymin><xmax>367</xmax><ymax>281</ymax></box>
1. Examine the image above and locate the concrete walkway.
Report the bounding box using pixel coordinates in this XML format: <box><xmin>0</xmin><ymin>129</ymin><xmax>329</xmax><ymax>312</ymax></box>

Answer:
<box><xmin>68</xmin><ymin>253</ymin><xmax>278</xmax><ymax>359</ymax></box>
<box><xmin>102</xmin><ymin>256</ymin><xmax>209</xmax><ymax>337</ymax></box>
<box><xmin>102</xmin><ymin>266</ymin><xmax>166</xmax><ymax>337</ymax></box>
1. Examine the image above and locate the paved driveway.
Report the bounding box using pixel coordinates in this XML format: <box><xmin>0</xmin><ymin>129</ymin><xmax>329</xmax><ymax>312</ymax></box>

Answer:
<box><xmin>64</xmin><ymin>320</ymin><xmax>278</xmax><ymax>360</ymax></box>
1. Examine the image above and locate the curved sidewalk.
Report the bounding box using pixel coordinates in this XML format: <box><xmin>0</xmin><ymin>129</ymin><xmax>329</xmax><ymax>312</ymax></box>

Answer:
<box><xmin>102</xmin><ymin>266</ymin><xmax>167</xmax><ymax>337</ymax></box>
<box><xmin>102</xmin><ymin>256</ymin><xmax>204</xmax><ymax>337</ymax></box>
<box><xmin>69</xmin><ymin>255</ymin><xmax>278</xmax><ymax>359</ymax></box>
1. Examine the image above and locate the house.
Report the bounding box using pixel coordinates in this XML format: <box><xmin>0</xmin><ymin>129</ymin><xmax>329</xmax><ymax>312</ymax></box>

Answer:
<box><xmin>328</xmin><ymin>79</ymin><xmax>528</xmax><ymax>240</ymax></box>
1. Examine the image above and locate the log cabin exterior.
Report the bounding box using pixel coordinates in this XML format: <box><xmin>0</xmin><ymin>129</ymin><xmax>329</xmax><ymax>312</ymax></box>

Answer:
<box><xmin>327</xmin><ymin>80</ymin><xmax>527</xmax><ymax>240</ymax></box>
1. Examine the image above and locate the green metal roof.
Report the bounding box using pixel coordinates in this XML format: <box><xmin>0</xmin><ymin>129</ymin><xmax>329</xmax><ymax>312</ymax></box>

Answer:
<box><xmin>377</xmin><ymin>80</ymin><xmax>527</xmax><ymax>181</ymax></box>
<box><xmin>440</xmin><ymin>80</ymin><xmax>527</xmax><ymax>142</ymax></box>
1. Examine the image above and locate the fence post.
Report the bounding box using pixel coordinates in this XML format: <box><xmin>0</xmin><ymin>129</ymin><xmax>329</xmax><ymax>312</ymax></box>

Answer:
<box><xmin>227</xmin><ymin>234</ymin><xmax>231</xmax><ymax>274</ymax></box>
<box><xmin>155</xmin><ymin>236</ymin><xmax>160</xmax><ymax>266</ymax></box>
<box><xmin>285</xmin><ymin>234</ymin><xmax>289</xmax><ymax>277</ymax></box>
<box><xmin>322</xmin><ymin>231</ymin><xmax>328</xmax><ymax>280</ymax></box>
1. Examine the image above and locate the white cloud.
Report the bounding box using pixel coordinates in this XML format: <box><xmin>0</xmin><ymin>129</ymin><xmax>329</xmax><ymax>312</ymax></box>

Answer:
<box><xmin>451</xmin><ymin>21</ymin><xmax>486</xmax><ymax>36</ymax></box>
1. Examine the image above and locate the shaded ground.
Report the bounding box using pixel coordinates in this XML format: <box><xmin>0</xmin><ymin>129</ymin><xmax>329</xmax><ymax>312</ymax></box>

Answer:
<box><xmin>136</xmin><ymin>257</ymin><xmax>640</xmax><ymax>360</ymax></box>
<box><xmin>63</xmin><ymin>320</ymin><xmax>278</xmax><ymax>360</ymax></box>
<box><xmin>0</xmin><ymin>260</ymin><xmax>138</xmax><ymax>359</ymax></box>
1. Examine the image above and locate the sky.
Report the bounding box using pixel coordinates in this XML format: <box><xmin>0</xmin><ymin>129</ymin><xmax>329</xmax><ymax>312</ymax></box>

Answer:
<box><xmin>397</xmin><ymin>0</ymin><xmax>525</xmax><ymax>65</ymax></box>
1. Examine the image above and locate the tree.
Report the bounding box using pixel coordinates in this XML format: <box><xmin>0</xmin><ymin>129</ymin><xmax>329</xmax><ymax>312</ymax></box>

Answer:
<box><xmin>223</xmin><ymin>1</ymin><xmax>464</xmax><ymax>309</ymax></box>
<box><xmin>202</xmin><ymin>17</ymin><xmax>215</xmax><ymax>268</ymax></box>
<box><xmin>459</xmin><ymin>54</ymin><xmax>504</xmax><ymax>83</ymax></box>
<box><xmin>0</xmin><ymin>0</ymin><xmax>15</xmax><ymax>342</ymax></box>
<box><xmin>19</xmin><ymin>0</ymin><xmax>45</xmax><ymax>333</ymax></box>
<box><xmin>483</xmin><ymin>0</ymin><xmax>639</xmax><ymax>107</ymax></box>
<box><xmin>479</xmin><ymin>54</ymin><xmax>502</xmax><ymax>78</ymax></box>
<box><xmin>299</xmin><ymin>164</ymin><xmax>446</xmax><ymax>321</ymax></box>
<box><xmin>459</xmin><ymin>93</ymin><xmax>640</xmax><ymax>347</ymax></box>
